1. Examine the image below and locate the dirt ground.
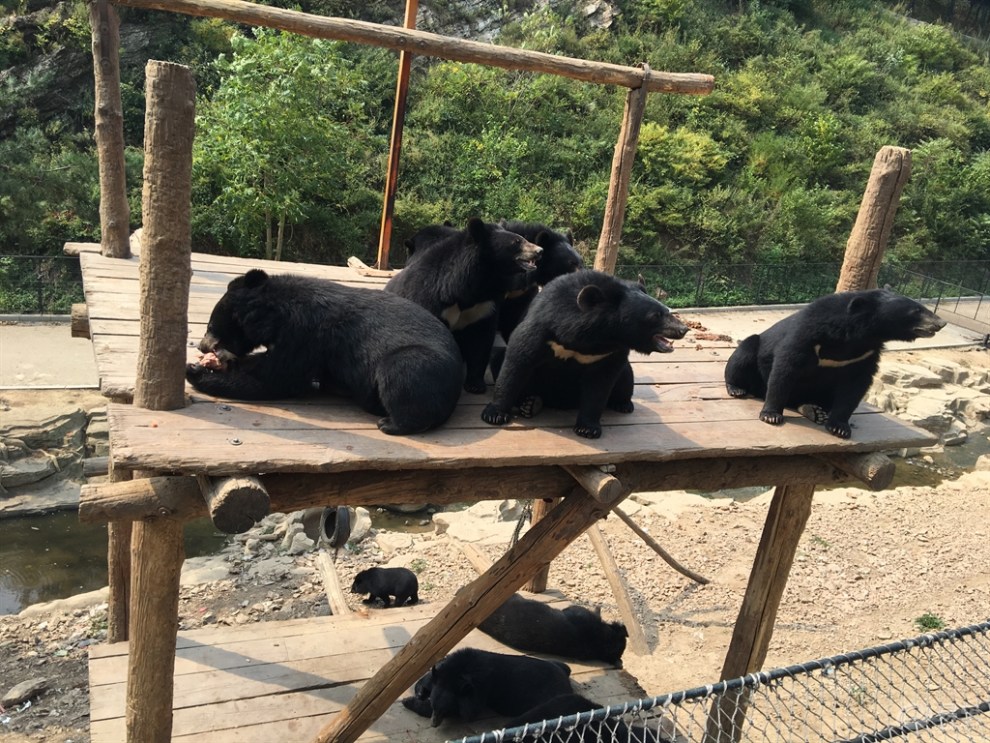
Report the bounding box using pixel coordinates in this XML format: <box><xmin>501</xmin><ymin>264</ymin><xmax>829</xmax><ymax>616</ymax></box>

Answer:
<box><xmin>0</xmin><ymin>349</ymin><xmax>987</xmax><ymax>743</ymax></box>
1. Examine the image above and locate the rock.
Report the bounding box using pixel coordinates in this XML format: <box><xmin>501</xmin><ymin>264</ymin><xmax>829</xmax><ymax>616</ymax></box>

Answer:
<box><xmin>974</xmin><ymin>454</ymin><xmax>990</xmax><ymax>472</ymax></box>
<box><xmin>0</xmin><ymin>453</ymin><xmax>59</xmax><ymax>488</ymax></box>
<box><xmin>900</xmin><ymin>392</ymin><xmax>955</xmax><ymax>432</ymax></box>
<box><xmin>940</xmin><ymin>421</ymin><xmax>968</xmax><ymax>447</ymax></box>
<box><xmin>375</xmin><ymin>532</ymin><xmax>414</xmax><ymax>555</ymax></box>
<box><xmin>878</xmin><ymin>362</ymin><xmax>944</xmax><ymax>388</ymax></box>
<box><xmin>285</xmin><ymin>532</ymin><xmax>315</xmax><ymax>555</ymax></box>
<box><xmin>348</xmin><ymin>507</ymin><xmax>373</xmax><ymax>543</ymax></box>
<box><xmin>2</xmin><ymin>678</ymin><xmax>49</xmax><ymax>707</ymax></box>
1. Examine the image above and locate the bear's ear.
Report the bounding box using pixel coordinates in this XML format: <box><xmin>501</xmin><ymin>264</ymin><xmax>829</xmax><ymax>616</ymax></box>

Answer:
<box><xmin>466</xmin><ymin>217</ymin><xmax>489</xmax><ymax>245</ymax></box>
<box><xmin>242</xmin><ymin>269</ymin><xmax>269</xmax><ymax>289</ymax></box>
<box><xmin>592</xmin><ymin>606</ymin><xmax>602</xmax><ymax>617</ymax></box>
<box><xmin>847</xmin><ymin>293</ymin><xmax>878</xmax><ymax>315</ymax></box>
<box><xmin>577</xmin><ymin>284</ymin><xmax>606</xmax><ymax>311</ymax></box>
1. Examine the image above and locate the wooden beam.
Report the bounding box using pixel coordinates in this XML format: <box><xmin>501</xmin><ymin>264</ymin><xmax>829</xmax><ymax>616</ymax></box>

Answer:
<box><xmin>196</xmin><ymin>474</ymin><xmax>271</xmax><ymax>534</ymax></box>
<box><xmin>818</xmin><ymin>452</ymin><xmax>895</xmax><ymax>491</ymax></box>
<box><xmin>586</xmin><ymin>524</ymin><xmax>649</xmax><ymax>656</ymax></box>
<box><xmin>89</xmin><ymin>0</ymin><xmax>130</xmax><ymax>258</ymax></box>
<box><xmin>704</xmin><ymin>483</ymin><xmax>816</xmax><ymax>743</ymax></box>
<box><xmin>79</xmin><ymin>456</ymin><xmax>854</xmax><ymax>526</ymax></box>
<box><xmin>111</xmin><ymin>0</ymin><xmax>714</xmax><ymax>95</ymax></box>
<box><xmin>563</xmin><ymin>464</ymin><xmax>627</xmax><ymax>504</ymax></box>
<box><xmin>316</xmin><ymin>549</ymin><xmax>351</xmax><ymax>616</ymax></box>
<box><xmin>453</xmin><ymin>538</ymin><xmax>493</xmax><ymax>575</ymax></box>
<box><xmin>594</xmin><ymin>67</ymin><xmax>650</xmax><ymax>275</ymax></box>
<box><xmin>611</xmin><ymin>505</ymin><xmax>710</xmax><ymax>585</ymax></box>
<box><xmin>71</xmin><ymin>303</ymin><xmax>90</xmax><ymax>339</ymax></box>
<box><xmin>312</xmin><ymin>488</ymin><xmax>612</xmax><ymax>743</ymax></box>
<box><xmin>375</xmin><ymin>0</ymin><xmax>418</xmax><ymax>271</ymax></box>
<box><xmin>522</xmin><ymin>496</ymin><xmax>558</xmax><ymax>592</ymax></box>
<box><xmin>835</xmin><ymin>146</ymin><xmax>911</xmax><ymax>292</ymax></box>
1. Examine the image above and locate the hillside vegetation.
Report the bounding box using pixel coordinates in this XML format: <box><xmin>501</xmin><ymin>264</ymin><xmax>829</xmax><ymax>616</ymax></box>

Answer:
<box><xmin>2</xmin><ymin>0</ymin><xmax>989</xmax><ymax>275</ymax></box>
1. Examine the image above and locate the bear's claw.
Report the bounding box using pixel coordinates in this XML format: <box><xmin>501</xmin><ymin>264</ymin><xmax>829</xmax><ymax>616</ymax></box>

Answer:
<box><xmin>481</xmin><ymin>404</ymin><xmax>510</xmax><ymax>426</ymax></box>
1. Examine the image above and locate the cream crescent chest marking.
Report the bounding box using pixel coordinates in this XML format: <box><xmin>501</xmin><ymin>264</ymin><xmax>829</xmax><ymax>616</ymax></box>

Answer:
<box><xmin>548</xmin><ymin>340</ymin><xmax>613</xmax><ymax>364</ymax></box>
<box><xmin>814</xmin><ymin>344</ymin><xmax>876</xmax><ymax>368</ymax></box>
<box><xmin>441</xmin><ymin>301</ymin><xmax>496</xmax><ymax>331</ymax></box>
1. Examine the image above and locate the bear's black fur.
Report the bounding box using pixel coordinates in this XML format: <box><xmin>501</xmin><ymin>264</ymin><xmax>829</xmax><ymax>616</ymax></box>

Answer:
<box><xmin>481</xmin><ymin>270</ymin><xmax>689</xmax><ymax>439</ymax></box>
<box><xmin>497</xmin><ymin>221</ymin><xmax>583</xmax><ymax>342</ymax></box>
<box><xmin>385</xmin><ymin>218</ymin><xmax>543</xmax><ymax>394</ymax></box>
<box><xmin>427</xmin><ymin>648</ymin><xmax>572</xmax><ymax>726</ymax></box>
<box><xmin>724</xmin><ymin>289</ymin><xmax>946</xmax><ymax>438</ymax></box>
<box><xmin>478</xmin><ymin>594</ymin><xmax>628</xmax><ymax>666</ymax></box>
<box><xmin>185</xmin><ymin>270</ymin><xmax>463</xmax><ymax>436</ymax></box>
<box><xmin>400</xmin><ymin>671</ymin><xmax>434</xmax><ymax>717</ymax></box>
<box><xmin>350</xmin><ymin>567</ymin><xmax>419</xmax><ymax>607</ymax></box>
<box><xmin>403</xmin><ymin>222</ymin><xmax>459</xmax><ymax>261</ymax></box>
<box><xmin>503</xmin><ymin>693</ymin><xmax>672</xmax><ymax>743</ymax></box>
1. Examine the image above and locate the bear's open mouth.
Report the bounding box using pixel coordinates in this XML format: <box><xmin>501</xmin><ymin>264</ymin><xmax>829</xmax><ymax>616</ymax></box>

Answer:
<box><xmin>516</xmin><ymin>256</ymin><xmax>539</xmax><ymax>271</ymax></box>
<box><xmin>653</xmin><ymin>335</ymin><xmax>675</xmax><ymax>353</ymax></box>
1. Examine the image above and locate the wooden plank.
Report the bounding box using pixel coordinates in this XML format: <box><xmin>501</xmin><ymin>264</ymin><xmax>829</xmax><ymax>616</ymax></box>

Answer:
<box><xmin>316</xmin><ymin>548</ymin><xmax>352</xmax><ymax>617</ymax></box>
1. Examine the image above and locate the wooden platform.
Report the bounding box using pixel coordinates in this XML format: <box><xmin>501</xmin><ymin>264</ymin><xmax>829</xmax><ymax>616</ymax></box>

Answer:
<box><xmin>75</xmin><ymin>247</ymin><xmax>932</xmax><ymax>477</ymax></box>
<box><xmin>88</xmin><ymin>594</ymin><xmax>646</xmax><ymax>743</ymax></box>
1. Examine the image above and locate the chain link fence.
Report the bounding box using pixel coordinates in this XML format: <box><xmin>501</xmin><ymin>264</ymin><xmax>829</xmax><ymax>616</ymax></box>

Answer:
<box><xmin>454</xmin><ymin>620</ymin><xmax>990</xmax><ymax>743</ymax></box>
<box><xmin>0</xmin><ymin>255</ymin><xmax>84</xmax><ymax>315</ymax></box>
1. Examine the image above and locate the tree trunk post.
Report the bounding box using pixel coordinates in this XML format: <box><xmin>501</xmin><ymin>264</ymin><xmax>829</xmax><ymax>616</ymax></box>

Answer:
<box><xmin>703</xmin><ymin>482</ymin><xmax>816</xmax><ymax>743</ymax></box>
<box><xmin>835</xmin><ymin>146</ymin><xmax>912</xmax><ymax>293</ymax></box>
<box><xmin>594</xmin><ymin>65</ymin><xmax>651</xmax><ymax>276</ymax></box>
<box><xmin>106</xmin><ymin>465</ymin><xmax>133</xmax><ymax>643</ymax></box>
<box><xmin>89</xmin><ymin>0</ymin><xmax>131</xmax><ymax>258</ymax></box>
<box><xmin>522</xmin><ymin>497</ymin><xmax>557</xmax><ymax>592</ymax></box>
<box><xmin>124</xmin><ymin>60</ymin><xmax>196</xmax><ymax>743</ymax></box>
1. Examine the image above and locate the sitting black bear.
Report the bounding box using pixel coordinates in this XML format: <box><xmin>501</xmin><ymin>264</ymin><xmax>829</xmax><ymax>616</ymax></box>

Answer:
<box><xmin>350</xmin><ymin>567</ymin><xmax>418</xmax><ymax>608</ymax></box>
<box><xmin>420</xmin><ymin>648</ymin><xmax>573</xmax><ymax>726</ymax></box>
<box><xmin>185</xmin><ymin>269</ymin><xmax>463</xmax><ymax>436</ymax></box>
<box><xmin>724</xmin><ymin>289</ymin><xmax>946</xmax><ymax>438</ymax></box>
<box><xmin>481</xmin><ymin>270</ymin><xmax>689</xmax><ymax>439</ymax></box>
<box><xmin>478</xmin><ymin>593</ymin><xmax>627</xmax><ymax>666</ymax></box>
<box><xmin>385</xmin><ymin>218</ymin><xmax>542</xmax><ymax>394</ymax></box>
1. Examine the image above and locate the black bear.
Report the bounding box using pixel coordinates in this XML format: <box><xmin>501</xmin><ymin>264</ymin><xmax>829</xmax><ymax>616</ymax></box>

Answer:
<box><xmin>497</xmin><ymin>221</ymin><xmax>583</xmax><ymax>342</ymax></box>
<box><xmin>478</xmin><ymin>593</ymin><xmax>628</xmax><ymax>666</ymax></box>
<box><xmin>185</xmin><ymin>269</ymin><xmax>463</xmax><ymax>436</ymax></box>
<box><xmin>350</xmin><ymin>567</ymin><xmax>418</xmax><ymax>608</ymax></box>
<box><xmin>385</xmin><ymin>218</ymin><xmax>543</xmax><ymax>394</ymax></box>
<box><xmin>503</xmin><ymin>693</ymin><xmax>672</xmax><ymax>743</ymax></box>
<box><xmin>724</xmin><ymin>289</ymin><xmax>946</xmax><ymax>438</ymax></box>
<box><xmin>425</xmin><ymin>648</ymin><xmax>573</xmax><ymax>726</ymax></box>
<box><xmin>403</xmin><ymin>222</ymin><xmax>459</xmax><ymax>261</ymax></box>
<box><xmin>400</xmin><ymin>671</ymin><xmax>434</xmax><ymax>717</ymax></box>
<box><xmin>481</xmin><ymin>270</ymin><xmax>689</xmax><ymax>439</ymax></box>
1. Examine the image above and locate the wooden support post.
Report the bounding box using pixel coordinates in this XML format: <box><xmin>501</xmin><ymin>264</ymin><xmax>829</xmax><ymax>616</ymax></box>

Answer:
<box><xmin>89</xmin><ymin>0</ymin><xmax>130</xmax><ymax>258</ymax></box>
<box><xmin>375</xmin><ymin>0</ymin><xmax>418</xmax><ymax>270</ymax></box>
<box><xmin>316</xmin><ymin>549</ymin><xmax>352</xmax><ymax>616</ymax></box>
<box><xmin>195</xmin><ymin>475</ymin><xmax>271</xmax><ymax>534</ymax></box>
<box><xmin>704</xmin><ymin>482</ymin><xmax>816</xmax><ymax>743</ymax></box>
<box><xmin>586</xmin><ymin>524</ymin><xmax>649</xmax><ymax>656</ymax></box>
<box><xmin>124</xmin><ymin>59</ymin><xmax>196</xmax><ymax>743</ymax></box>
<box><xmin>313</xmin><ymin>488</ymin><xmax>613</xmax><ymax>743</ymax></box>
<box><xmin>106</xmin><ymin>463</ymin><xmax>133</xmax><ymax>643</ymax></box>
<box><xmin>71</xmin><ymin>303</ymin><xmax>90</xmax><ymax>339</ymax></box>
<box><xmin>835</xmin><ymin>146</ymin><xmax>911</xmax><ymax>293</ymax></box>
<box><xmin>818</xmin><ymin>452</ymin><xmax>895</xmax><ymax>491</ymax></box>
<box><xmin>594</xmin><ymin>65</ymin><xmax>651</xmax><ymax>276</ymax></box>
<box><xmin>611</xmin><ymin>505</ymin><xmax>710</xmax><ymax>585</ymax></box>
<box><xmin>523</xmin><ymin>497</ymin><xmax>558</xmax><ymax>592</ymax></box>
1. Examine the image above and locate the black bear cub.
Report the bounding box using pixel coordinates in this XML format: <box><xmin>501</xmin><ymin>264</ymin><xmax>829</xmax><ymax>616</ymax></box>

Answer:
<box><xmin>497</xmin><ymin>221</ymin><xmax>583</xmax><ymax>342</ymax></box>
<box><xmin>478</xmin><ymin>593</ymin><xmax>627</xmax><ymax>666</ymax></box>
<box><xmin>350</xmin><ymin>567</ymin><xmax>418</xmax><ymax>608</ymax></box>
<box><xmin>185</xmin><ymin>269</ymin><xmax>463</xmax><ymax>436</ymax></box>
<box><xmin>482</xmin><ymin>270</ymin><xmax>689</xmax><ymax>439</ymax></box>
<box><xmin>724</xmin><ymin>289</ymin><xmax>945</xmax><ymax>438</ymax></box>
<box><xmin>385</xmin><ymin>218</ymin><xmax>543</xmax><ymax>394</ymax></box>
<box><xmin>422</xmin><ymin>648</ymin><xmax>573</xmax><ymax>727</ymax></box>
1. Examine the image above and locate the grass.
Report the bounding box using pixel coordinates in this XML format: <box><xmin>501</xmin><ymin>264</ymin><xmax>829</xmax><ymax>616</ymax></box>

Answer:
<box><xmin>914</xmin><ymin>612</ymin><xmax>946</xmax><ymax>631</ymax></box>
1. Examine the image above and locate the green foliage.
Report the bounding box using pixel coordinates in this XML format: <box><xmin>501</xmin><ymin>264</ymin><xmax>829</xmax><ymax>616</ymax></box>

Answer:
<box><xmin>914</xmin><ymin>612</ymin><xmax>946</xmax><ymax>631</ymax></box>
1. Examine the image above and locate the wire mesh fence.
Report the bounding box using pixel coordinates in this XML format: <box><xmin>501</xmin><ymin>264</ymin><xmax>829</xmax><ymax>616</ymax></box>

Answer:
<box><xmin>0</xmin><ymin>255</ymin><xmax>84</xmax><ymax>315</ymax></box>
<box><xmin>453</xmin><ymin>620</ymin><xmax>990</xmax><ymax>743</ymax></box>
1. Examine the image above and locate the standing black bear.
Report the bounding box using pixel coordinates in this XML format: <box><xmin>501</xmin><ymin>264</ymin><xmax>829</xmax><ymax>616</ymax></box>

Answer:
<box><xmin>497</xmin><ymin>221</ymin><xmax>583</xmax><ymax>342</ymax></box>
<box><xmin>425</xmin><ymin>648</ymin><xmax>573</xmax><ymax>727</ymax></box>
<box><xmin>482</xmin><ymin>270</ymin><xmax>689</xmax><ymax>439</ymax></box>
<box><xmin>724</xmin><ymin>288</ymin><xmax>946</xmax><ymax>438</ymax></box>
<box><xmin>385</xmin><ymin>218</ymin><xmax>543</xmax><ymax>394</ymax></box>
<box><xmin>185</xmin><ymin>269</ymin><xmax>463</xmax><ymax>435</ymax></box>
<box><xmin>350</xmin><ymin>567</ymin><xmax>418</xmax><ymax>607</ymax></box>
<box><xmin>478</xmin><ymin>593</ymin><xmax>627</xmax><ymax>666</ymax></box>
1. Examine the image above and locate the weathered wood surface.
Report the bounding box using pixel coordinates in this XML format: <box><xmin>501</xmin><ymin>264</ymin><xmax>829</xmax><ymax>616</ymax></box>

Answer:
<box><xmin>89</xmin><ymin>597</ymin><xmax>643</xmax><ymax>743</ymax></box>
<box><xmin>111</xmin><ymin>0</ymin><xmax>713</xmax><ymax>96</ymax></box>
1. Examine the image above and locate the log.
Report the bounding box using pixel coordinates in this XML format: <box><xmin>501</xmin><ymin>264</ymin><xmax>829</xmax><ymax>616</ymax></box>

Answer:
<box><xmin>818</xmin><ymin>452</ymin><xmax>895</xmax><ymax>491</ymax></box>
<box><xmin>106</xmin><ymin>463</ymin><xmax>133</xmax><ymax>643</ymax></box>
<box><xmin>563</xmin><ymin>464</ymin><xmax>626</xmax><ymax>504</ymax></box>
<box><xmin>112</xmin><ymin>0</ymin><xmax>714</xmax><ymax>95</ymax></box>
<box><xmin>195</xmin><ymin>475</ymin><xmax>271</xmax><ymax>534</ymax></box>
<box><xmin>703</xmin><ymin>482</ymin><xmax>816</xmax><ymax>743</ymax></box>
<box><xmin>522</xmin><ymin>496</ymin><xmax>558</xmax><ymax>592</ymax></box>
<box><xmin>89</xmin><ymin>0</ymin><xmax>130</xmax><ymax>258</ymax></box>
<box><xmin>316</xmin><ymin>549</ymin><xmax>351</xmax><ymax>616</ymax></box>
<box><xmin>835</xmin><ymin>146</ymin><xmax>911</xmax><ymax>293</ymax></box>
<box><xmin>611</xmin><ymin>506</ymin><xmax>710</xmax><ymax>585</ymax></box>
<box><xmin>133</xmin><ymin>60</ymin><xmax>195</xmax><ymax>412</ymax></box>
<box><xmin>346</xmin><ymin>255</ymin><xmax>396</xmax><ymax>278</ymax></box>
<box><xmin>313</xmin><ymin>488</ymin><xmax>613</xmax><ymax>743</ymax></box>
<box><xmin>79</xmin><ymin>456</ymin><xmax>854</xmax><ymax>526</ymax></box>
<box><xmin>83</xmin><ymin>456</ymin><xmax>110</xmax><ymax>477</ymax></box>
<box><xmin>594</xmin><ymin>68</ymin><xmax>650</xmax><ymax>275</ymax></box>
<box><xmin>585</xmin><ymin>524</ymin><xmax>649</xmax><ymax>656</ymax></box>
<box><xmin>71</xmin><ymin>303</ymin><xmax>90</xmax><ymax>339</ymax></box>
<box><xmin>453</xmin><ymin>538</ymin><xmax>493</xmax><ymax>575</ymax></box>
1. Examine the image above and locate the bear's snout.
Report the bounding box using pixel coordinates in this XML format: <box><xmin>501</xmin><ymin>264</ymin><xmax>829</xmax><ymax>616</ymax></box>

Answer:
<box><xmin>517</xmin><ymin>240</ymin><xmax>543</xmax><ymax>270</ymax></box>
